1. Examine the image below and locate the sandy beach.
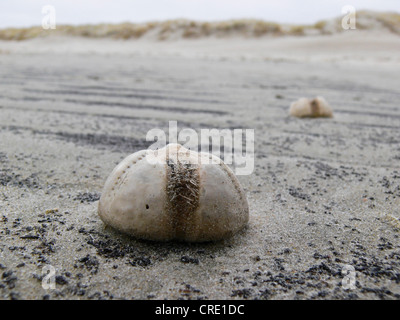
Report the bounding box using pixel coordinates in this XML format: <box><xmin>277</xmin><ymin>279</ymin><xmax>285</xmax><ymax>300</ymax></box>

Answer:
<box><xmin>0</xmin><ymin>24</ymin><xmax>400</xmax><ymax>300</ymax></box>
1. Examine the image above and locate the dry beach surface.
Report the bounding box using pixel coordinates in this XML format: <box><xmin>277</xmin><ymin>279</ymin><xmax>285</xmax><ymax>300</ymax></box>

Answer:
<box><xmin>0</xmin><ymin>27</ymin><xmax>400</xmax><ymax>300</ymax></box>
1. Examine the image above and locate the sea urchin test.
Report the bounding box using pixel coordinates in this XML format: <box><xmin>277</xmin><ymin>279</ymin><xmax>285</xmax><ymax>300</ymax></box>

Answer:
<box><xmin>289</xmin><ymin>96</ymin><xmax>333</xmax><ymax>118</ymax></box>
<box><xmin>98</xmin><ymin>143</ymin><xmax>249</xmax><ymax>242</ymax></box>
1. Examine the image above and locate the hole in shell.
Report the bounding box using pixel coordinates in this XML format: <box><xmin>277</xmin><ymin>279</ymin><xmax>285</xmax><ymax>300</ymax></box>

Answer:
<box><xmin>146</xmin><ymin>204</ymin><xmax>149</xmax><ymax>209</ymax></box>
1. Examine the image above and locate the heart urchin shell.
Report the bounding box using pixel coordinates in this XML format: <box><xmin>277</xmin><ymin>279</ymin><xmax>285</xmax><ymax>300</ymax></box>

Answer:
<box><xmin>98</xmin><ymin>143</ymin><xmax>249</xmax><ymax>242</ymax></box>
<box><xmin>289</xmin><ymin>96</ymin><xmax>333</xmax><ymax>118</ymax></box>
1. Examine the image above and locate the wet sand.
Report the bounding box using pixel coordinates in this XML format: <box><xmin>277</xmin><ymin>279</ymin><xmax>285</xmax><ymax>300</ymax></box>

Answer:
<box><xmin>0</xmin><ymin>32</ymin><xmax>400</xmax><ymax>299</ymax></box>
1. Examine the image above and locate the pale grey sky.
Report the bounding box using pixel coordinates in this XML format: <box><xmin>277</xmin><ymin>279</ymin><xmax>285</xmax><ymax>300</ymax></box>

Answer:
<box><xmin>0</xmin><ymin>0</ymin><xmax>398</xmax><ymax>28</ymax></box>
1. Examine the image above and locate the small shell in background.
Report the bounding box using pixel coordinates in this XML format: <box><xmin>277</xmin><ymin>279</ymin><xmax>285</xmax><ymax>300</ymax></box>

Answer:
<box><xmin>289</xmin><ymin>96</ymin><xmax>333</xmax><ymax>118</ymax></box>
<box><xmin>98</xmin><ymin>143</ymin><xmax>249</xmax><ymax>242</ymax></box>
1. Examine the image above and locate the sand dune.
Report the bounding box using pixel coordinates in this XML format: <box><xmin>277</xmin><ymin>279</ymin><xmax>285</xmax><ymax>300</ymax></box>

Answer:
<box><xmin>0</xmin><ymin>10</ymin><xmax>399</xmax><ymax>41</ymax></box>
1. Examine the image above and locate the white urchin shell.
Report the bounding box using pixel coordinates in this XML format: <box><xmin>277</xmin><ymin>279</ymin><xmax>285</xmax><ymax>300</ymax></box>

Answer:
<box><xmin>98</xmin><ymin>143</ymin><xmax>249</xmax><ymax>242</ymax></box>
<box><xmin>289</xmin><ymin>96</ymin><xmax>333</xmax><ymax>118</ymax></box>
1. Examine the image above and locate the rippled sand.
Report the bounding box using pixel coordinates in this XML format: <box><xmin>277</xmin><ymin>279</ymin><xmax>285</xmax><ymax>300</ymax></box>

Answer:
<box><xmin>0</xmin><ymin>29</ymin><xmax>400</xmax><ymax>299</ymax></box>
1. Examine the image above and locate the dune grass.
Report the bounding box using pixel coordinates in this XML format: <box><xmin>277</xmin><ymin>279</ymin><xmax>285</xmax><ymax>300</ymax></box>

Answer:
<box><xmin>0</xmin><ymin>11</ymin><xmax>398</xmax><ymax>41</ymax></box>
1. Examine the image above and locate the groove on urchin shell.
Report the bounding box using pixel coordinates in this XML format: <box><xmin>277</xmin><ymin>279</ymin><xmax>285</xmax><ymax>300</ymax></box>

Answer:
<box><xmin>166</xmin><ymin>149</ymin><xmax>200</xmax><ymax>239</ymax></box>
<box><xmin>219</xmin><ymin>162</ymin><xmax>243</xmax><ymax>201</ymax></box>
<box><xmin>111</xmin><ymin>150</ymin><xmax>147</xmax><ymax>192</ymax></box>
<box><xmin>310</xmin><ymin>99</ymin><xmax>320</xmax><ymax>117</ymax></box>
